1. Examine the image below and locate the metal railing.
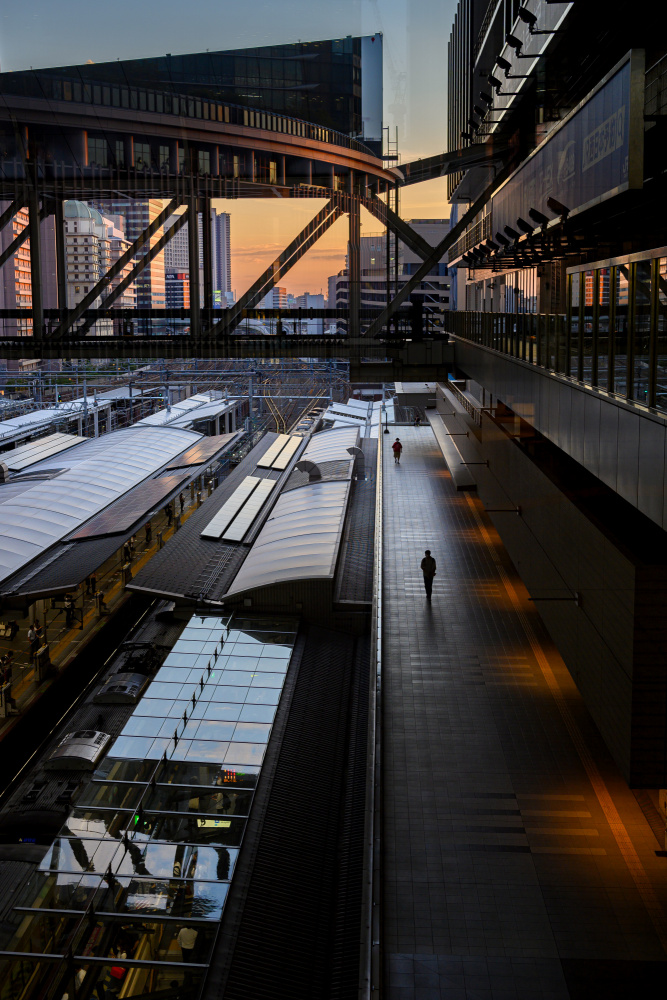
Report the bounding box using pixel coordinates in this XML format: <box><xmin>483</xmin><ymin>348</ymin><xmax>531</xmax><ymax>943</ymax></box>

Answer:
<box><xmin>444</xmin><ymin>310</ymin><xmax>568</xmax><ymax>373</ymax></box>
<box><xmin>447</xmin><ymin>379</ymin><xmax>483</xmax><ymax>427</ymax></box>
<box><xmin>359</xmin><ymin>426</ymin><xmax>383</xmax><ymax>999</ymax></box>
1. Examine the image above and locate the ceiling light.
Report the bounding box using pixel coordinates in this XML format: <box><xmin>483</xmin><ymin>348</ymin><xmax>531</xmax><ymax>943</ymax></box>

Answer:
<box><xmin>546</xmin><ymin>196</ymin><xmax>570</xmax><ymax>217</ymax></box>
<box><xmin>517</xmin><ymin>7</ymin><xmax>537</xmax><ymax>28</ymax></box>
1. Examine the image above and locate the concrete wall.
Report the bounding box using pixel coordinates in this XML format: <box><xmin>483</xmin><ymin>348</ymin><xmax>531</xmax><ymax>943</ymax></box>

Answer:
<box><xmin>435</xmin><ymin>386</ymin><xmax>667</xmax><ymax>786</ymax></box>
<box><xmin>454</xmin><ymin>339</ymin><xmax>667</xmax><ymax>532</ymax></box>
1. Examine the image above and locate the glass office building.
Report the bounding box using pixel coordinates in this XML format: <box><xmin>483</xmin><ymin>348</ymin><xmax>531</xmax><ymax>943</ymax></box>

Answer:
<box><xmin>0</xmin><ymin>37</ymin><xmax>383</xmax><ymax>150</ymax></box>
<box><xmin>0</xmin><ymin>612</ymin><xmax>297</xmax><ymax>1000</ymax></box>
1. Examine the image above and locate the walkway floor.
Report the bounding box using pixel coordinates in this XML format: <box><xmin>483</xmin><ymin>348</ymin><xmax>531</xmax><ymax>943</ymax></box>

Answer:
<box><xmin>381</xmin><ymin>425</ymin><xmax>667</xmax><ymax>999</ymax></box>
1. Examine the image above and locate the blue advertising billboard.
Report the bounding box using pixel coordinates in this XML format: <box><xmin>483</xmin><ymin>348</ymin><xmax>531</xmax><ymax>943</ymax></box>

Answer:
<box><xmin>491</xmin><ymin>50</ymin><xmax>644</xmax><ymax>236</ymax></box>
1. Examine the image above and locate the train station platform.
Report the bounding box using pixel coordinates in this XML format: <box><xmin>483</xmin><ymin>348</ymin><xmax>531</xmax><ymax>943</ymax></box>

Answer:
<box><xmin>381</xmin><ymin>425</ymin><xmax>667</xmax><ymax>999</ymax></box>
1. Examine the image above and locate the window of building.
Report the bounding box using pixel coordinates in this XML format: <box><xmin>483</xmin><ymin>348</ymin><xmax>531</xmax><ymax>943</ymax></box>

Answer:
<box><xmin>87</xmin><ymin>136</ymin><xmax>107</xmax><ymax>167</ymax></box>
<box><xmin>115</xmin><ymin>140</ymin><xmax>125</xmax><ymax>168</ymax></box>
<box><xmin>135</xmin><ymin>142</ymin><xmax>151</xmax><ymax>170</ymax></box>
<box><xmin>198</xmin><ymin>150</ymin><xmax>211</xmax><ymax>175</ymax></box>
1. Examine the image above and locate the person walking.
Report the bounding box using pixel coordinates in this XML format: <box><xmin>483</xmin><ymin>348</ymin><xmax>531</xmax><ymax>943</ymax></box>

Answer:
<box><xmin>179</xmin><ymin>492</ymin><xmax>185</xmax><ymax>515</ymax></box>
<box><xmin>177</xmin><ymin>926</ymin><xmax>198</xmax><ymax>962</ymax></box>
<box><xmin>420</xmin><ymin>549</ymin><xmax>436</xmax><ymax>601</ymax></box>
<box><xmin>144</xmin><ymin>521</ymin><xmax>152</xmax><ymax>546</ymax></box>
<box><xmin>392</xmin><ymin>437</ymin><xmax>403</xmax><ymax>464</ymax></box>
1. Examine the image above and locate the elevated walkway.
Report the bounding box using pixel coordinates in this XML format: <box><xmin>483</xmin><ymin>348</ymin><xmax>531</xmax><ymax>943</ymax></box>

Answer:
<box><xmin>381</xmin><ymin>425</ymin><xmax>667</xmax><ymax>998</ymax></box>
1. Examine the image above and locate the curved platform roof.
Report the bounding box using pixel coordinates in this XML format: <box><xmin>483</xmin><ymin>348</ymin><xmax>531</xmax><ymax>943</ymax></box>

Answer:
<box><xmin>225</xmin><ymin>480</ymin><xmax>350</xmax><ymax>597</ymax></box>
<box><xmin>0</xmin><ymin>425</ymin><xmax>200</xmax><ymax>585</ymax></box>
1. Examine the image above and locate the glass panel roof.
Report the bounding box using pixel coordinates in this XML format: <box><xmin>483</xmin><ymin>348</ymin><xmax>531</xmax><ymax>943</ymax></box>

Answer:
<box><xmin>200</xmin><ymin>475</ymin><xmax>261</xmax><ymax>539</ymax></box>
<box><xmin>1</xmin><ymin>610</ymin><xmax>296</xmax><ymax>982</ymax></box>
<box><xmin>3</xmin><ymin>432</ymin><xmax>84</xmax><ymax>471</ymax></box>
<box><xmin>256</xmin><ymin>433</ymin><xmax>291</xmax><ymax>468</ymax></box>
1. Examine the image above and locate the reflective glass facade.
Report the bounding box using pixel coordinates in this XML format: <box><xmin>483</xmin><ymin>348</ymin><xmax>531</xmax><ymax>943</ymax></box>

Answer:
<box><xmin>0</xmin><ymin>38</ymin><xmax>369</xmax><ymax>141</ymax></box>
<box><xmin>446</xmin><ymin>248</ymin><xmax>667</xmax><ymax>415</ymax></box>
<box><xmin>0</xmin><ymin>613</ymin><xmax>297</xmax><ymax>1000</ymax></box>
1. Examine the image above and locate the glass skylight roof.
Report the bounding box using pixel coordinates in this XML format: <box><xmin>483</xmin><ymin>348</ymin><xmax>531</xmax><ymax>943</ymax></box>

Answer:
<box><xmin>0</xmin><ymin>611</ymin><xmax>297</xmax><ymax>997</ymax></box>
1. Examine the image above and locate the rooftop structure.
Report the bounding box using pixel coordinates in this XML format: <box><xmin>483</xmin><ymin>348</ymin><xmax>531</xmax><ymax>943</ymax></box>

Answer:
<box><xmin>0</xmin><ymin>425</ymin><xmax>239</xmax><ymax>606</ymax></box>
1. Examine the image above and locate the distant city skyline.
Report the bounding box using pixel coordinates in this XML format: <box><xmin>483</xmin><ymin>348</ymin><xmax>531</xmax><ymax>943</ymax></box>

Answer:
<box><xmin>1</xmin><ymin>1</ymin><xmax>457</xmax><ymax>296</ymax></box>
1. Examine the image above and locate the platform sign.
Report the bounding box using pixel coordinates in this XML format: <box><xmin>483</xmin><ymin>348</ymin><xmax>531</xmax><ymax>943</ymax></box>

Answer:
<box><xmin>491</xmin><ymin>50</ymin><xmax>644</xmax><ymax>236</ymax></box>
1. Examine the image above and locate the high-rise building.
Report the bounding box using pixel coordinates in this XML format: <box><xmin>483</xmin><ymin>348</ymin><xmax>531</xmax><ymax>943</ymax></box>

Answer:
<box><xmin>333</xmin><ymin>219</ymin><xmax>451</xmax><ymax>332</ymax></box>
<box><xmin>165</xmin><ymin>272</ymin><xmax>190</xmax><ymax>310</ymax></box>
<box><xmin>164</xmin><ymin>209</ymin><xmax>231</xmax><ymax>303</ymax></box>
<box><xmin>259</xmin><ymin>286</ymin><xmax>287</xmax><ymax>310</ymax></box>
<box><xmin>0</xmin><ymin>204</ymin><xmax>32</xmax><ymax>337</ymax></box>
<box><xmin>62</xmin><ymin>202</ymin><xmax>137</xmax><ymax>335</ymax></box>
<box><xmin>89</xmin><ymin>198</ymin><xmax>166</xmax><ymax>329</ymax></box>
<box><xmin>295</xmin><ymin>292</ymin><xmax>325</xmax><ymax>334</ymax></box>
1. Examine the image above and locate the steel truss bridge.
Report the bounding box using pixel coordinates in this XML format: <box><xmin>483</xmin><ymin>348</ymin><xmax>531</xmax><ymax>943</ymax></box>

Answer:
<box><xmin>0</xmin><ymin>76</ymin><xmax>506</xmax><ymax>366</ymax></box>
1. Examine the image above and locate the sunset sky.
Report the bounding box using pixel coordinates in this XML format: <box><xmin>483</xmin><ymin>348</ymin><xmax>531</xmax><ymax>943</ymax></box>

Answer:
<box><xmin>1</xmin><ymin>0</ymin><xmax>458</xmax><ymax>297</ymax></box>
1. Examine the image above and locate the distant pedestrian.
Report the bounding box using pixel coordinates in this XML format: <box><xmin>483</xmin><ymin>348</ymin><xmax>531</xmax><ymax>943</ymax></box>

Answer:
<box><xmin>421</xmin><ymin>549</ymin><xmax>436</xmax><ymax>601</ymax></box>
<box><xmin>2</xmin><ymin>652</ymin><xmax>17</xmax><ymax>714</ymax></box>
<box><xmin>123</xmin><ymin>542</ymin><xmax>131</xmax><ymax>564</ymax></box>
<box><xmin>164</xmin><ymin>504</ymin><xmax>173</xmax><ymax>527</ymax></box>
<box><xmin>129</xmin><ymin>535</ymin><xmax>136</xmax><ymax>556</ymax></box>
<box><xmin>179</xmin><ymin>492</ymin><xmax>185</xmax><ymax>514</ymax></box>
<box><xmin>145</xmin><ymin>522</ymin><xmax>152</xmax><ymax>546</ymax></box>
<box><xmin>414</xmin><ymin>414</ymin><xmax>421</xmax><ymax>427</ymax></box>
<box><xmin>64</xmin><ymin>594</ymin><xmax>74</xmax><ymax>628</ymax></box>
<box><xmin>392</xmin><ymin>437</ymin><xmax>403</xmax><ymax>464</ymax></box>
<box><xmin>27</xmin><ymin>623</ymin><xmax>37</xmax><ymax>661</ymax></box>
<box><xmin>86</xmin><ymin>572</ymin><xmax>96</xmax><ymax>596</ymax></box>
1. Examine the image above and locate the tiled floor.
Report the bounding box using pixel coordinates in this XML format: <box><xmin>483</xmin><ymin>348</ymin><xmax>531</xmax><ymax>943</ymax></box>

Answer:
<box><xmin>381</xmin><ymin>426</ymin><xmax>667</xmax><ymax>999</ymax></box>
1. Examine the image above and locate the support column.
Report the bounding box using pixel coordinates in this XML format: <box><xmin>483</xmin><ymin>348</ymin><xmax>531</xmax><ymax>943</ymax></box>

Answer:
<box><xmin>188</xmin><ymin>193</ymin><xmax>201</xmax><ymax>341</ymax></box>
<box><xmin>348</xmin><ymin>196</ymin><xmax>361</xmax><ymax>338</ymax></box>
<box><xmin>201</xmin><ymin>195</ymin><xmax>213</xmax><ymax>319</ymax></box>
<box><xmin>54</xmin><ymin>199</ymin><xmax>68</xmax><ymax>320</ymax></box>
<box><xmin>28</xmin><ymin>188</ymin><xmax>44</xmax><ymax>341</ymax></box>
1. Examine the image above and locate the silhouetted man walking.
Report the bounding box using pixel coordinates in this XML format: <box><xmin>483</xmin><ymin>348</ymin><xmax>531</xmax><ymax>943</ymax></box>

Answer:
<box><xmin>421</xmin><ymin>549</ymin><xmax>436</xmax><ymax>600</ymax></box>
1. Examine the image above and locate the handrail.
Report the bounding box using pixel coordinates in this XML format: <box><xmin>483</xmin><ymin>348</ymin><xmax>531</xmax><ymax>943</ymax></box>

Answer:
<box><xmin>359</xmin><ymin>425</ymin><xmax>383</xmax><ymax>999</ymax></box>
<box><xmin>447</xmin><ymin>379</ymin><xmax>482</xmax><ymax>427</ymax></box>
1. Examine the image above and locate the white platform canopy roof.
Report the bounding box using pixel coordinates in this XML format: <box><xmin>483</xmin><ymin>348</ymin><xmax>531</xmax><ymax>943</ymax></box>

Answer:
<box><xmin>0</xmin><ymin>425</ymin><xmax>200</xmax><ymax>585</ymax></box>
<box><xmin>225</xmin><ymin>480</ymin><xmax>350</xmax><ymax>597</ymax></box>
